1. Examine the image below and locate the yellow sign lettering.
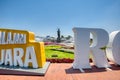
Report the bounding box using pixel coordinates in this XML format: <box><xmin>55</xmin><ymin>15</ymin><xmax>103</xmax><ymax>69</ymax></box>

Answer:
<box><xmin>0</xmin><ymin>29</ymin><xmax>46</xmax><ymax>68</ymax></box>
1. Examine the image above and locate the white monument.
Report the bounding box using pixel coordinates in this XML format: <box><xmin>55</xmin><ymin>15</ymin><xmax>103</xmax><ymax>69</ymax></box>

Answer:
<box><xmin>72</xmin><ymin>28</ymin><xmax>111</xmax><ymax>71</ymax></box>
<box><xmin>106</xmin><ymin>31</ymin><xmax>120</xmax><ymax>65</ymax></box>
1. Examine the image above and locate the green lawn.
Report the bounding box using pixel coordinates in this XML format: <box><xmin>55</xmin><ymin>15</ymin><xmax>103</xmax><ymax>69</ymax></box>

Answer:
<box><xmin>45</xmin><ymin>45</ymin><xmax>74</xmax><ymax>59</ymax></box>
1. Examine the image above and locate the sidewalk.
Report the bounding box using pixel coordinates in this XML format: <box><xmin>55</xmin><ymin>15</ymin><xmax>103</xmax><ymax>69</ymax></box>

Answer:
<box><xmin>0</xmin><ymin>62</ymin><xmax>120</xmax><ymax>80</ymax></box>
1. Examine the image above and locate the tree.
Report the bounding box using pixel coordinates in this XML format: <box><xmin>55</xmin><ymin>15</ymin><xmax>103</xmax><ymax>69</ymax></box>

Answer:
<box><xmin>66</xmin><ymin>35</ymin><xmax>72</xmax><ymax>40</ymax></box>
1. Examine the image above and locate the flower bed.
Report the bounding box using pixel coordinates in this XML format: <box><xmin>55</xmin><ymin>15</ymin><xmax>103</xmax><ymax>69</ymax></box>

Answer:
<box><xmin>46</xmin><ymin>58</ymin><xmax>93</xmax><ymax>63</ymax></box>
<box><xmin>46</xmin><ymin>58</ymin><xmax>74</xmax><ymax>63</ymax></box>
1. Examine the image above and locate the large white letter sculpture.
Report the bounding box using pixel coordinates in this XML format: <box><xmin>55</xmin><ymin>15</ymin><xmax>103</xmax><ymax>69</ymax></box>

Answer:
<box><xmin>106</xmin><ymin>31</ymin><xmax>120</xmax><ymax>65</ymax></box>
<box><xmin>72</xmin><ymin>28</ymin><xmax>110</xmax><ymax>71</ymax></box>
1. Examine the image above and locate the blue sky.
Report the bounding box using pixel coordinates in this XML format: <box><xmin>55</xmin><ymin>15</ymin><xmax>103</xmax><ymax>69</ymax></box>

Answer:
<box><xmin>0</xmin><ymin>0</ymin><xmax>120</xmax><ymax>37</ymax></box>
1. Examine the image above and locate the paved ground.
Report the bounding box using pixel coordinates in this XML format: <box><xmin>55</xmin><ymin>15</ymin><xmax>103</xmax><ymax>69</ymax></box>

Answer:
<box><xmin>0</xmin><ymin>62</ymin><xmax>120</xmax><ymax>80</ymax></box>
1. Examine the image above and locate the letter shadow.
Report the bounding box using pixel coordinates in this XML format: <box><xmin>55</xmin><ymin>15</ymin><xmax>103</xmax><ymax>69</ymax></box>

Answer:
<box><xmin>65</xmin><ymin>63</ymin><xmax>120</xmax><ymax>74</ymax></box>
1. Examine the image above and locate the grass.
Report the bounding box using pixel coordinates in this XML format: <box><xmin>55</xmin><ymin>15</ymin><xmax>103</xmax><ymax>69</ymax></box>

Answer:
<box><xmin>45</xmin><ymin>45</ymin><xmax>104</xmax><ymax>59</ymax></box>
<box><xmin>45</xmin><ymin>45</ymin><xmax>74</xmax><ymax>59</ymax></box>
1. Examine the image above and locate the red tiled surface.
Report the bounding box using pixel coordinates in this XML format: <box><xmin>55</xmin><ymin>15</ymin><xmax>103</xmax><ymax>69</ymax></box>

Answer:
<box><xmin>0</xmin><ymin>62</ymin><xmax>120</xmax><ymax>80</ymax></box>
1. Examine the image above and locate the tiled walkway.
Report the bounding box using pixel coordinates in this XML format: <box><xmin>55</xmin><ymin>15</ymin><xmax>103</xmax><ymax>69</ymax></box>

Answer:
<box><xmin>0</xmin><ymin>62</ymin><xmax>120</xmax><ymax>80</ymax></box>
